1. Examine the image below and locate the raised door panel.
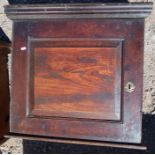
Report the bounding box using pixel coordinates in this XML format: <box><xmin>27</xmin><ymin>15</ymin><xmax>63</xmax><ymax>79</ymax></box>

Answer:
<box><xmin>29</xmin><ymin>38</ymin><xmax>122</xmax><ymax>121</ymax></box>
<box><xmin>10</xmin><ymin>19</ymin><xmax>144</xmax><ymax>144</ymax></box>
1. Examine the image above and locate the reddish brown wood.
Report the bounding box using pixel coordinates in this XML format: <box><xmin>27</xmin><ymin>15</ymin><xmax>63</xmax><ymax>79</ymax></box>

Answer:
<box><xmin>10</xmin><ymin>19</ymin><xmax>144</xmax><ymax>143</ymax></box>
<box><xmin>30</xmin><ymin>39</ymin><xmax>122</xmax><ymax>120</ymax></box>
<box><xmin>0</xmin><ymin>41</ymin><xmax>10</xmax><ymax>144</ymax></box>
<box><xmin>5</xmin><ymin>3</ymin><xmax>152</xmax><ymax>147</ymax></box>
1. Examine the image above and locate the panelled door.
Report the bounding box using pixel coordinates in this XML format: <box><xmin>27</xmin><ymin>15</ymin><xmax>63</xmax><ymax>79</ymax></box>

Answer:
<box><xmin>10</xmin><ymin>19</ymin><xmax>144</xmax><ymax>144</ymax></box>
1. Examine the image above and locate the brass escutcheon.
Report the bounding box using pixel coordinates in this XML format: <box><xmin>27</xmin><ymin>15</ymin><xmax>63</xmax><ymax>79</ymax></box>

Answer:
<box><xmin>125</xmin><ymin>82</ymin><xmax>135</xmax><ymax>93</ymax></box>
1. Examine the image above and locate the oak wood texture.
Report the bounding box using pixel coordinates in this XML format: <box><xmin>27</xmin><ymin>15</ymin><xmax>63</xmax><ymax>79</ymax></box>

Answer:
<box><xmin>5</xmin><ymin>3</ymin><xmax>152</xmax><ymax>147</ymax></box>
<box><xmin>0</xmin><ymin>41</ymin><xmax>10</xmax><ymax>144</ymax></box>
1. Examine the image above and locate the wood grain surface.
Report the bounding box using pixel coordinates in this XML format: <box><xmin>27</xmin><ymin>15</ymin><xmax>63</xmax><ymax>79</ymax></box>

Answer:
<box><xmin>28</xmin><ymin>39</ymin><xmax>122</xmax><ymax>120</ymax></box>
<box><xmin>9</xmin><ymin>17</ymin><xmax>145</xmax><ymax>144</ymax></box>
<box><xmin>32</xmin><ymin>40</ymin><xmax>122</xmax><ymax>120</ymax></box>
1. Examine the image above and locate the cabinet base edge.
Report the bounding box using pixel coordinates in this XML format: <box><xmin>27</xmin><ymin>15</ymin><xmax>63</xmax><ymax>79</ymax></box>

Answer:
<box><xmin>5</xmin><ymin>133</ymin><xmax>146</xmax><ymax>150</ymax></box>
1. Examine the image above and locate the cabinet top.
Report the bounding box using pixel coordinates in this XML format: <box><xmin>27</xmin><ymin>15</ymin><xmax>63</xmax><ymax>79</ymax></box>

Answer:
<box><xmin>5</xmin><ymin>3</ymin><xmax>153</xmax><ymax>20</ymax></box>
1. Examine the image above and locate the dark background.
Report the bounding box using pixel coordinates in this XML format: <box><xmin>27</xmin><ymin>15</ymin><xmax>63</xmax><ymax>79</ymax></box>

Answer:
<box><xmin>3</xmin><ymin>0</ymin><xmax>155</xmax><ymax>153</ymax></box>
<box><xmin>0</xmin><ymin>28</ymin><xmax>10</xmax><ymax>43</ymax></box>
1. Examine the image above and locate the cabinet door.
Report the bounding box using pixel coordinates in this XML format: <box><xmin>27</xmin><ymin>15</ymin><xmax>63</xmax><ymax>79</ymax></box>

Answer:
<box><xmin>0</xmin><ymin>42</ymin><xmax>10</xmax><ymax>144</ymax></box>
<box><xmin>11</xmin><ymin>19</ymin><xmax>144</xmax><ymax>144</ymax></box>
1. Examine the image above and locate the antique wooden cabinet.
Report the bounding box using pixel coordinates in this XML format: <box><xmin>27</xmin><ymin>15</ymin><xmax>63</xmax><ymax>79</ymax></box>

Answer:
<box><xmin>0</xmin><ymin>40</ymin><xmax>10</xmax><ymax>144</ymax></box>
<box><xmin>4</xmin><ymin>3</ymin><xmax>152</xmax><ymax>149</ymax></box>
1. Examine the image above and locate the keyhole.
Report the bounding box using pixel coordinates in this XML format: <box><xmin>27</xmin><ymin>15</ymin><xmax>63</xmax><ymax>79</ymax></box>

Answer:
<box><xmin>125</xmin><ymin>82</ymin><xmax>135</xmax><ymax>93</ymax></box>
<box><xmin>128</xmin><ymin>83</ymin><xmax>131</xmax><ymax>90</ymax></box>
